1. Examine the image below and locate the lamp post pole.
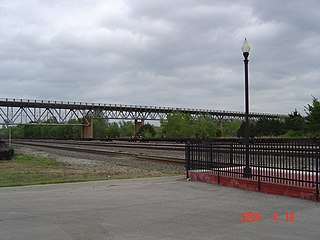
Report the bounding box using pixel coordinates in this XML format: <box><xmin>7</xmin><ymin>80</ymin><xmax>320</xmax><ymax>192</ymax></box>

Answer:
<box><xmin>242</xmin><ymin>38</ymin><xmax>252</xmax><ymax>178</ymax></box>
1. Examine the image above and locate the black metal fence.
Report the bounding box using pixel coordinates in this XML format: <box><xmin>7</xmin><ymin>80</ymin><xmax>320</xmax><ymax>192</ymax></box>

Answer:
<box><xmin>185</xmin><ymin>138</ymin><xmax>320</xmax><ymax>198</ymax></box>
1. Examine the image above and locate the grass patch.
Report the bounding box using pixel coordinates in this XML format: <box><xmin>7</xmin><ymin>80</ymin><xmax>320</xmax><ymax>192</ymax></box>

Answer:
<box><xmin>14</xmin><ymin>153</ymin><xmax>62</xmax><ymax>166</ymax></box>
<box><xmin>0</xmin><ymin>150</ymin><xmax>183</xmax><ymax>187</ymax></box>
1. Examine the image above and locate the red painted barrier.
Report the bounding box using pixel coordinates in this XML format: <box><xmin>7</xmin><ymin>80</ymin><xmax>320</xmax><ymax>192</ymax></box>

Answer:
<box><xmin>188</xmin><ymin>171</ymin><xmax>318</xmax><ymax>201</ymax></box>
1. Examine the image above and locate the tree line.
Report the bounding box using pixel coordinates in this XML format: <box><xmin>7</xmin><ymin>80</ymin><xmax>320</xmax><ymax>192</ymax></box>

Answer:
<box><xmin>237</xmin><ymin>96</ymin><xmax>320</xmax><ymax>138</ymax></box>
<box><xmin>0</xmin><ymin>119</ymin><xmax>135</xmax><ymax>139</ymax></box>
<box><xmin>1</xmin><ymin>96</ymin><xmax>319</xmax><ymax>139</ymax></box>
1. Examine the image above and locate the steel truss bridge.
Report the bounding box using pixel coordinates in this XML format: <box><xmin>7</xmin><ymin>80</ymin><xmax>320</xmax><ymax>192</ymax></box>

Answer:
<box><xmin>0</xmin><ymin>98</ymin><xmax>283</xmax><ymax>126</ymax></box>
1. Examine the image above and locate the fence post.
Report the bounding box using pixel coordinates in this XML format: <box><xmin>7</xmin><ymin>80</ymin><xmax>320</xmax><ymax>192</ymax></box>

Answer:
<box><xmin>316</xmin><ymin>146</ymin><xmax>319</xmax><ymax>201</ymax></box>
<box><xmin>230</xmin><ymin>143</ymin><xmax>233</xmax><ymax>166</ymax></box>
<box><xmin>210</xmin><ymin>141</ymin><xmax>213</xmax><ymax>173</ymax></box>
<box><xmin>257</xmin><ymin>142</ymin><xmax>261</xmax><ymax>191</ymax></box>
<box><xmin>217</xmin><ymin>141</ymin><xmax>220</xmax><ymax>184</ymax></box>
<box><xmin>185</xmin><ymin>141</ymin><xmax>190</xmax><ymax>179</ymax></box>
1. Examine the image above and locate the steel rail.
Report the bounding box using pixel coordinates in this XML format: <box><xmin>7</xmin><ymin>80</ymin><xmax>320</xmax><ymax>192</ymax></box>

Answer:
<box><xmin>15</xmin><ymin>139</ymin><xmax>185</xmax><ymax>151</ymax></box>
<box><xmin>13</xmin><ymin>141</ymin><xmax>185</xmax><ymax>165</ymax></box>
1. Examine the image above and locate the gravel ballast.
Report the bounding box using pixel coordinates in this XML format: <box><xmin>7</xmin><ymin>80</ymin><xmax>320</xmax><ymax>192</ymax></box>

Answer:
<box><xmin>14</xmin><ymin>145</ymin><xmax>185</xmax><ymax>178</ymax></box>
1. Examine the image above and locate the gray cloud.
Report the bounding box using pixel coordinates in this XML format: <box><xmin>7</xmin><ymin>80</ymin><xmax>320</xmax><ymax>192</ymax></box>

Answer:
<box><xmin>0</xmin><ymin>0</ymin><xmax>319</xmax><ymax>115</ymax></box>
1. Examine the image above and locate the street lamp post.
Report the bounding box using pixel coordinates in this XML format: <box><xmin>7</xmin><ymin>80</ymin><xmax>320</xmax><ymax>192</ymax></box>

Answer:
<box><xmin>242</xmin><ymin>38</ymin><xmax>252</xmax><ymax>178</ymax></box>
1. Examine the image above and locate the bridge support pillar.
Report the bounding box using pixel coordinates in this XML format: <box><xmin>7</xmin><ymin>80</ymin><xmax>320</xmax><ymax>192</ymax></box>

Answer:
<box><xmin>134</xmin><ymin>119</ymin><xmax>144</xmax><ymax>136</ymax></box>
<box><xmin>81</xmin><ymin>117</ymin><xmax>93</xmax><ymax>139</ymax></box>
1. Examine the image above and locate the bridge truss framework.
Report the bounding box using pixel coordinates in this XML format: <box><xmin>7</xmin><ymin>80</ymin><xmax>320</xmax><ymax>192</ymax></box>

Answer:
<box><xmin>0</xmin><ymin>98</ymin><xmax>283</xmax><ymax>126</ymax></box>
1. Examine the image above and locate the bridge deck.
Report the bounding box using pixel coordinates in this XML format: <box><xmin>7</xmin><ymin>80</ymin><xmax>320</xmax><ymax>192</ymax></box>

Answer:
<box><xmin>0</xmin><ymin>98</ymin><xmax>284</xmax><ymax>125</ymax></box>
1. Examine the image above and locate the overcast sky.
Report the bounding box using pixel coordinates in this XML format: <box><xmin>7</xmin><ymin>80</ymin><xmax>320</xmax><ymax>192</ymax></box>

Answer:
<box><xmin>0</xmin><ymin>0</ymin><xmax>319</xmax><ymax>115</ymax></box>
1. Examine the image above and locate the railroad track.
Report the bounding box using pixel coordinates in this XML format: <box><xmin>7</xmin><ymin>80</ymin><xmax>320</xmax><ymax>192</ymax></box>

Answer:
<box><xmin>12</xmin><ymin>140</ymin><xmax>186</xmax><ymax>165</ymax></box>
<box><xmin>15</xmin><ymin>139</ymin><xmax>186</xmax><ymax>151</ymax></box>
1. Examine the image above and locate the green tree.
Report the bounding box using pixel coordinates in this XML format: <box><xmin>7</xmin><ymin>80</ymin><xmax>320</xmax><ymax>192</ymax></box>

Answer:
<box><xmin>10</xmin><ymin>125</ymin><xmax>24</xmax><ymax>138</ymax></box>
<box><xmin>93</xmin><ymin>118</ymin><xmax>108</xmax><ymax>138</ymax></box>
<box><xmin>153</xmin><ymin>125</ymin><xmax>162</xmax><ymax>138</ymax></box>
<box><xmin>237</xmin><ymin>121</ymin><xmax>256</xmax><ymax>138</ymax></box>
<box><xmin>66</xmin><ymin>119</ymin><xmax>82</xmax><ymax>138</ymax></box>
<box><xmin>283</xmin><ymin>110</ymin><xmax>305</xmax><ymax>136</ymax></box>
<box><xmin>193</xmin><ymin>116</ymin><xmax>218</xmax><ymax>138</ymax></box>
<box><xmin>305</xmin><ymin>96</ymin><xmax>320</xmax><ymax>136</ymax></box>
<box><xmin>255</xmin><ymin>117</ymin><xmax>284</xmax><ymax>137</ymax></box>
<box><xmin>0</xmin><ymin>126</ymin><xmax>9</xmax><ymax>139</ymax></box>
<box><xmin>284</xmin><ymin>110</ymin><xmax>304</xmax><ymax>131</ymax></box>
<box><xmin>107</xmin><ymin>122</ymin><xmax>120</xmax><ymax>138</ymax></box>
<box><xmin>160</xmin><ymin>112</ymin><xmax>193</xmax><ymax>138</ymax></box>
<box><xmin>137</xmin><ymin>124</ymin><xmax>156</xmax><ymax>138</ymax></box>
<box><xmin>118</xmin><ymin>121</ymin><xmax>134</xmax><ymax>137</ymax></box>
<box><xmin>160</xmin><ymin>113</ymin><xmax>219</xmax><ymax>138</ymax></box>
<box><xmin>23</xmin><ymin>123</ymin><xmax>41</xmax><ymax>138</ymax></box>
<box><xmin>222</xmin><ymin>120</ymin><xmax>242</xmax><ymax>137</ymax></box>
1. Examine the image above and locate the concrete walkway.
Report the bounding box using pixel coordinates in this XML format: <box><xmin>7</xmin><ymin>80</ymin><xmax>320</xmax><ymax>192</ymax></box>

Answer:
<box><xmin>0</xmin><ymin>176</ymin><xmax>319</xmax><ymax>240</ymax></box>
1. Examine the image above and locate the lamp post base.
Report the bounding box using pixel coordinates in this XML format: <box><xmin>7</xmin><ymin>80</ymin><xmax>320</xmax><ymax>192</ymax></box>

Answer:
<box><xmin>243</xmin><ymin>166</ymin><xmax>252</xmax><ymax>178</ymax></box>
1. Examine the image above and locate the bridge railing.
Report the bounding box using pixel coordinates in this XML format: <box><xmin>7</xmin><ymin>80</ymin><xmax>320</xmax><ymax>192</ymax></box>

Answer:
<box><xmin>0</xmin><ymin>98</ymin><xmax>282</xmax><ymax>117</ymax></box>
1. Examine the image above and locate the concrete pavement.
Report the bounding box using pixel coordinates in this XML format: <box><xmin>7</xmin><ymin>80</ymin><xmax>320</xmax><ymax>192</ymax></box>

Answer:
<box><xmin>0</xmin><ymin>176</ymin><xmax>319</xmax><ymax>240</ymax></box>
